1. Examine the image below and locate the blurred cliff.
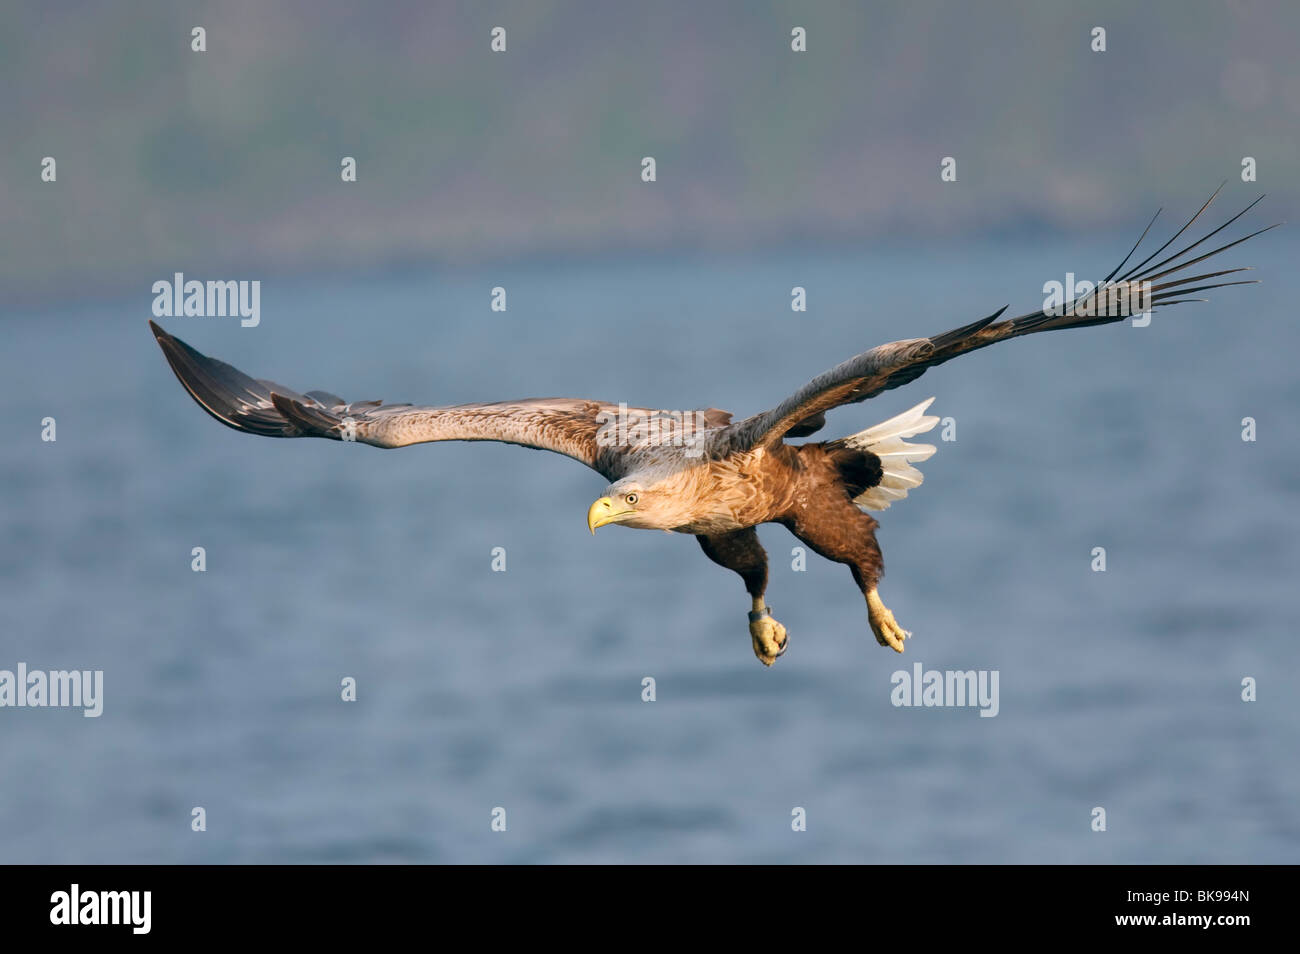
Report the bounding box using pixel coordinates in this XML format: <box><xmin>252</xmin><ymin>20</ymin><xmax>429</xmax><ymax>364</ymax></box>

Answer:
<box><xmin>3</xmin><ymin>0</ymin><xmax>1296</xmax><ymax>303</ymax></box>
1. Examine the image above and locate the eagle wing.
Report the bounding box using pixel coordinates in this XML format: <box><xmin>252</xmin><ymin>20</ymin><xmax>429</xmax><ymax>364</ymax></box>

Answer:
<box><xmin>150</xmin><ymin>321</ymin><xmax>730</xmax><ymax>481</ymax></box>
<box><xmin>718</xmin><ymin>189</ymin><xmax>1275</xmax><ymax>453</ymax></box>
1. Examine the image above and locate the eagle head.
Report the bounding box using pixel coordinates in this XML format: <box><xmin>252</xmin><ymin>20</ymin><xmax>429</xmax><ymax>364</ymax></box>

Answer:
<box><xmin>587</xmin><ymin>478</ymin><xmax>671</xmax><ymax>533</ymax></box>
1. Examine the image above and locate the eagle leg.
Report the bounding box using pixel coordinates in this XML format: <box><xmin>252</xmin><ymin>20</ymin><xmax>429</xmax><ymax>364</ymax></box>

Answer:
<box><xmin>748</xmin><ymin>609</ymin><xmax>789</xmax><ymax>668</ymax></box>
<box><xmin>784</xmin><ymin>498</ymin><xmax>912</xmax><ymax>653</ymax></box>
<box><xmin>850</xmin><ymin>548</ymin><xmax>911</xmax><ymax>653</ymax></box>
<box><xmin>865</xmin><ymin>587</ymin><xmax>911</xmax><ymax>653</ymax></box>
<box><xmin>696</xmin><ymin>529</ymin><xmax>788</xmax><ymax>666</ymax></box>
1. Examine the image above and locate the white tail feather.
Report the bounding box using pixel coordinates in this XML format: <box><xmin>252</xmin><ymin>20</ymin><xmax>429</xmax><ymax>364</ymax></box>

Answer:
<box><xmin>841</xmin><ymin>397</ymin><xmax>940</xmax><ymax>511</ymax></box>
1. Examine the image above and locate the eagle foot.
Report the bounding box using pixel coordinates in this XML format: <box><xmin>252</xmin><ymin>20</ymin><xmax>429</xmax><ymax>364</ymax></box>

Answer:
<box><xmin>866</xmin><ymin>589</ymin><xmax>910</xmax><ymax>653</ymax></box>
<box><xmin>748</xmin><ymin>611</ymin><xmax>788</xmax><ymax>667</ymax></box>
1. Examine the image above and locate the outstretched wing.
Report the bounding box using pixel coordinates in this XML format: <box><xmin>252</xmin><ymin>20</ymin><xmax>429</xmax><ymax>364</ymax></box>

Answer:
<box><xmin>150</xmin><ymin>321</ymin><xmax>730</xmax><ymax>480</ymax></box>
<box><xmin>718</xmin><ymin>188</ymin><xmax>1276</xmax><ymax>453</ymax></box>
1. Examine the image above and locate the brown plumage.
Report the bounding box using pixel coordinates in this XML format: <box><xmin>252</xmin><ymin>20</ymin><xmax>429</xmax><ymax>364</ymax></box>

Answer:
<box><xmin>150</xmin><ymin>189</ymin><xmax>1274</xmax><ymax>666</ymax></box>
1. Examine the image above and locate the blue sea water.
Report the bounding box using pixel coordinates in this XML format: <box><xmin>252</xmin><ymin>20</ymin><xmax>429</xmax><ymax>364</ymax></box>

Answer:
<box><xmin>2</xmin><ymin>235</ymin><xmax>1297</xmax><ymax>863</ymax></box>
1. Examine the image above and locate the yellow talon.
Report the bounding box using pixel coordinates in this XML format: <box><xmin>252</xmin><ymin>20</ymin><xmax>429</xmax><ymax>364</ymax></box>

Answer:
<box><xmin>748</xmin><ymin>598</ymin><xmax>788</xmax><ymax>666</ymax></box>
<box><xmin>867</xmin><ymin>588</ymin><xmax>911</xmax><ymax>653</ymax></box>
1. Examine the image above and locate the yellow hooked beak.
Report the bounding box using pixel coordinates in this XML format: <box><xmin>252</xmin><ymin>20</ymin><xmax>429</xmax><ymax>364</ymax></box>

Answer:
<box><xmin>587</xmin><ymin>496</ymin><xmax>635</xmax><ymax>534</ymax></box>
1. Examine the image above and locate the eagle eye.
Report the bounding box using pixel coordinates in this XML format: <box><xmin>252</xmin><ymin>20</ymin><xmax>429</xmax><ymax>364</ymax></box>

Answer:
<box><xmin>625</xmin><ymin>493</ymin><xmax>638</xmax><ymax>505</ymax></box>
